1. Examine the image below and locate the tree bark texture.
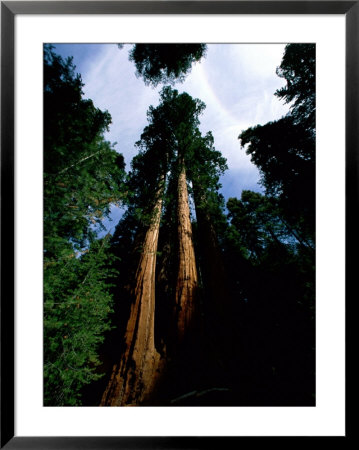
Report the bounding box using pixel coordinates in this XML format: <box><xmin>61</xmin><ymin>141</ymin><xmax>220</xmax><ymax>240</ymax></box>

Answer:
<box><xmin>175</xmin><ymin>163</ymin><xmax>198</xmax><ymax>342</ymax></box>
<box><xmin>100</xmin><ymin>184</ymin><xmax>164</xmax><ymax>406</ymax></box>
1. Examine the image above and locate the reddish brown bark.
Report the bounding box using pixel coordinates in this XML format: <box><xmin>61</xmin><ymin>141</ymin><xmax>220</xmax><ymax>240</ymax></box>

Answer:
<box><xmin>100</xmin><ymin>185</ymin><xmax>164</xmax><ymax>406</ymax></box>
<box><xmin>175</xmin><ymin>163</ymin><xmax>198</xmax><ymax>341</ymax></box>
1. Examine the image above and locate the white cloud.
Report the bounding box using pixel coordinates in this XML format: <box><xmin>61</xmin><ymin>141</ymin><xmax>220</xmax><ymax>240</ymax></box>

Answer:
<box><xmin>172</xmin><ymin>44</ymin><xmax>290</xmax><ymax>192</ymax></box>
<box><xmin>55</xmin><ymin>43</ymin><xmax>290</xmax><ymax>231</ymax></box>
<box><xmin>80</xmin><ymin>44</ymin><xmax>161</xmax><ymax>164</ymax></box>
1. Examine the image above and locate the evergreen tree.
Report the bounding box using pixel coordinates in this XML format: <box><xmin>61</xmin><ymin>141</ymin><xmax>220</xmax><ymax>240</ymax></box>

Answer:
<box><xmin>275</xmin><ymin>43</ymin><xmax>315</xmax><ymax>133</ymax></box>
<box><xmin>239</xmin><ymin>43</ymin><xmax>315</xmax><ymax>244</ymax></box>
<box><xmin>228</xmin><ymin>44</ymin><xmax>316</xmax><ymax>404</ymax></box>
<box><xmin>44</xmin><ymin>236</ymin><xmax>118</xmax><ymax>405</ymax></box>
<box><xmin>99</xmin><ymin>87</ymin><xmax>232</xmax><ymax>405</ymax></box>
<box><xmin>100</xmin><ymin>113</ymin><xmax>170</xmax><ymax>406</ymax></box>
<box><xmin>227</xmin><ymin>191</ymin><xmax>303</xmax><ymax>260</ymax></box>
<box><xmin>43</xmin><ymin>45</ymin><xmax>125</xmax><ymax>405</ymax></box>
<box><xmin>129</xmin><ymin>44</ymin><xmax>207</xmax><ymax>86</ymax></box>
<box><xmin>184</xmin><ymin>131</ymin><xmax>233</xmax><ymax>377</ymax></box>
<box><xmin>43</xmin><ymin>43</ymin><xmax>316</xmax><ymax>408</ymax></box>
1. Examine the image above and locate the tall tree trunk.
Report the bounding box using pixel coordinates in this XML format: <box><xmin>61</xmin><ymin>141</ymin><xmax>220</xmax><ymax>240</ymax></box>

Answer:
<box><xmin>175</xmin><ymin>160</ymin><xmax>198</xmax><ymax>342</ymax></box>
<box><xmin>100</xmin><ymin>178</ymin><xmax>164</xmax><ymax>406</ymax></box>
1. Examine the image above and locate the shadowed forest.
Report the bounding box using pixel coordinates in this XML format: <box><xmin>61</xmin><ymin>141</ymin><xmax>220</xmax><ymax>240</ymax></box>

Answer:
<box><xmin>44</xmin><ymin>43</ymin><xmax>315</xmax><ymax>406</ymax></box>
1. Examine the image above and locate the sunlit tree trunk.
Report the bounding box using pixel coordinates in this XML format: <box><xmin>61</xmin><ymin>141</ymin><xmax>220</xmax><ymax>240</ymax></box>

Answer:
<box><xmin>100</xmin><ymin>178</ymin><xmax>164</xmax><ymax>406</ymax></box>
<box><xmin>175</xmin><ymin>159</ymin><xmax>198</xmax><ymax>341</ymax></box>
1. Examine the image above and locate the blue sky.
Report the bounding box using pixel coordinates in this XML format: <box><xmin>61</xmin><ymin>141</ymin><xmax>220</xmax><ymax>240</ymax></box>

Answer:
<box><xmin>53</xmin><ymin>43</ymin><xmax>290</xmax><ymax>234</ymax></box>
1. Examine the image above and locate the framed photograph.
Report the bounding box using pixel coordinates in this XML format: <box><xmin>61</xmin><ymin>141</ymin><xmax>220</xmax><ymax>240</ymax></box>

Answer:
<box><xmin>1</xmin><ymin>1</ymin><xmax>353</xmax><ymax>447</ymax></box>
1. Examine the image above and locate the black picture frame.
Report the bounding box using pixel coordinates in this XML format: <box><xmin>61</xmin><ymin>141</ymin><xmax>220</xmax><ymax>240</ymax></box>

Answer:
<box><xmin>1</xmin><ymin>1</ymin><xmax>354</xmax><ymax>447</ymax></box>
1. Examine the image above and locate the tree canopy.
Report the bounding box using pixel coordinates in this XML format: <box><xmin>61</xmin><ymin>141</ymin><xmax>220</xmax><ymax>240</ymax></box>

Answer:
<box><xmin>239</xmin><ymin>43</ymin><xmax>315</xmax><ymax>243</ymax></box>
<box><xmin>275</xmin><ymin>43</ymin><xmax>315</xmax><ymax>133</ymax></box>
<box><xmin>129</xmin><ymin>44</ymin><xmax>207</xmax><ymax>86</ymax></box>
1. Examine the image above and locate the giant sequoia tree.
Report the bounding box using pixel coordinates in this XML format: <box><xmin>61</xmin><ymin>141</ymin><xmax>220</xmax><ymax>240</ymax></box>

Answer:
<box><xmin>99</xmin><ymin>86</ymin><xmax>230</xmax><ymax>406</ymax></box>
<box><xmin>44</xmin><ymin>43</ymin><xmax>316</xmax><ymax>407</ymax></box>
<box><xmin>100</xmin><ymin>96</ymin><xmax>173</xmax><ymax>406</ymax></box>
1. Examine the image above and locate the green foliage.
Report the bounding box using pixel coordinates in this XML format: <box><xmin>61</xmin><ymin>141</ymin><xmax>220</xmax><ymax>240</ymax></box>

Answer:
<box><xmin>44</xmin><ymin>45</ymin><xmax>125</xmax><ymax>257</ymax></box>
<box><xmin>238</xmin><ymin>44</ymin><xmax>315</xmax><ymax>243</ymax></box>
<box><xmin>275</xmin><ymin>43</ymin><xmax>315</xmax><ymax>132</ymax></box>
<box><xmin>185</xmin><ymin>129</ymin><xmax>229</xmax><ymax>247</ymax></box>
<box><xmin>239</xmin><ymin>117</ymin><xmax>315</xmax><ymax>239</ymax></box>
<box><xmin>43</xmin><ymin>45</ymin><xmax>125</xmax><ymax>405</ymax></box>
<box><xmin>186</xmin><ymin>130</ymin><xmax>228</xmax><ymax>191</ymax></box>
<box><xmin>129</xmin><ymin>44</ymin><xmax>207</xmax><ymax>87</ymax></box>
<box><xmin>125</xmin><ymin>86</ymin><xmax>206</xmax><ymax>223</ymax></box>
<box><xmin>155</xmin><ymin>86</ymin><xmax>206</xmax><ymax>138</ymax></box>
<box><xmin>226</xmin><ymin>191</ymin><xmax>303</xmax><ymax>261</ymax></box>
<box><xmin>44</xmin><ymin>238</ymin><xmax>118</xmax><ymax>406</ymax></box>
